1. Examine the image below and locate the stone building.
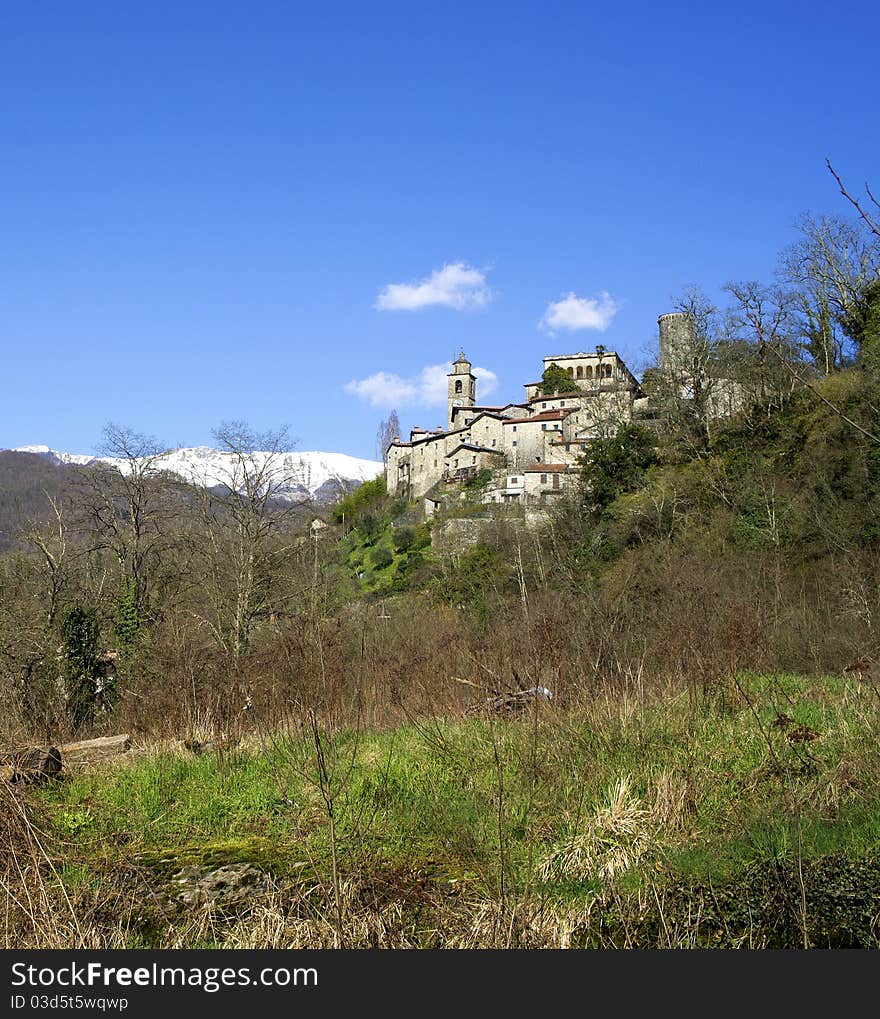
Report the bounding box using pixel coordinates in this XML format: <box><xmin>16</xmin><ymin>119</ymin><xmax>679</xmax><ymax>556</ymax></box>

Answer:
<box><xmin>385</xmin><ymin>311</ymin><xmax>741</xmax><ymax>506</ymax></box>
<box><xmin>386</xmin><ymin>343</ymin><xmax>639</xmax><ymax>502</ymax></box>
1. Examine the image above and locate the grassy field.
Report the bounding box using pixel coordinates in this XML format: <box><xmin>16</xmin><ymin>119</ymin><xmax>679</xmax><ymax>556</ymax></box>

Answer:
<box><xmin>6</xmin><ymin>672</ymin><xmax>880</xmax><ymax>948</ymax></box>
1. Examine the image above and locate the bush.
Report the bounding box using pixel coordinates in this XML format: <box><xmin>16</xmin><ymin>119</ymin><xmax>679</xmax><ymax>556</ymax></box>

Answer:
<box><xmin>370</xmin><ymin>545</ymin><xmax>394</xmax><ymax>570</ymax></box>
<box><xmin>60</xmin><ymin>605</ymin><xmax>108</xmax><ymax>729</ymax></box>
<box><xmin>463</xmin><ymin>468</ymin><xmax>493</xmax><ymax>492</ymax></box>
<box><xmin>392</xmin><ymin>525</ymin><xmax>417</xmax><ymax>553</ymax></box>
<box><xmin>579</xmin><ymin>425</ymin><xmax>659</xmax><ymax>519</ymax></box>
<box><xmin>331</xmin><ymin>475</ymin><xmax>387</xmax><ymax>526</ymax></box>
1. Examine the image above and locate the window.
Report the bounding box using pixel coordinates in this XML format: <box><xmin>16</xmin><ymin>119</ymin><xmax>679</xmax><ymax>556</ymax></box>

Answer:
<box><xmin>566</xmin><ymin>367</ymin><xmax>574</xmax><ymax>377</ymax></box>
<box><xmin>542</xmin><ymin>402</ymin><xmax>547</xmax><ymax>409</ymax></box>
<box><xmin>512</xmin><ymin>425</ymin><xmax>517</xmax><ymax>432</ymax></box>
<box><xmin>472</xmin><ymin>456</ymin><xmax>477</xmax><ymax>465</ymax></box>
<box><xmin>560</xmin><ymin>400</ymin><xmax>565</xmax><ymax>406</ymax></box>
<box><xmin>455</xmin><ymin>380</ymin><xmax>463</xmax><ymax>394</ymax></box>
<box><xmin>540</xmin><ymin>474</ymin><xmax>547</xmax><ymax>484</ymax></box>
<box><xmin>586</xmin><ymin>366</ymin><xmax>594</xmax><ymax>379</ymax></box>
<box><xmin>512</xmin><ymin>440</ymin><xmax>517</xmax><ymax>447</ymax></box>
<box><xmin>541</xmin><ymin>423</ymin><xmax>547</xmax><ymax>430</ymax></box>
<box><xmin>491</xmin><ymin>439</ymin><xmax>496</xmax><ymax>446</ymax></box>
<box><xmin>553</xmin><ymin>474</ymin><xmax>560</xmax><ymax>489</ymax></box>
<box><xmin>576</xmin><ymin>366</ymin><xmax>583</xmax><ymax>379</ymax></box>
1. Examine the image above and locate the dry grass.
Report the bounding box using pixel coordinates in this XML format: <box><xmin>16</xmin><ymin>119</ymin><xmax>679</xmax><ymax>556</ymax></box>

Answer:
<box><xmin>538</xmin><ymin>776</ymin><xmax>657</xmax><ymax>884</ymax></box>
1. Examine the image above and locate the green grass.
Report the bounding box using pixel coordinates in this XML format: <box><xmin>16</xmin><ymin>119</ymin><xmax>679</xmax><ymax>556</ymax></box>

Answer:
<box><xmin>32</xmin><ymin>672</ymin><xmax>880</xmax><ymax>946</ymax></box>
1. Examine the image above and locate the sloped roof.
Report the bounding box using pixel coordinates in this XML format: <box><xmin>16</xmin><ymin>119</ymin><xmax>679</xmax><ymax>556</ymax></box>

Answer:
<box><xmin>444</xmin><ymin>443</ymin><xmax>505</xmax><ymax>457</ymax></box>
<box><xmin>502</xmin><ymin>410</ymin><xmax>569</xmax><ymax>425</ymax></box>
<box><xmin>523</xmin><ymin>462</ymin><xmax>574</xmax><ymax>473</ymax></box>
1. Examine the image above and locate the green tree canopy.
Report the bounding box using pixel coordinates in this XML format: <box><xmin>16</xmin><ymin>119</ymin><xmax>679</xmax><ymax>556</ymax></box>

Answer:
<box><xmin>843</xmin><ymin>278</ymin><xmax>880</xmax><ymax>375</ymax></box>
<box><xmin>539</xmin><ymin>362</ymin><xmax>573</xmax><ymax>395</ymax></box>
<box><xmin>578</xmin><ymin>425</ymin><xmax>659</xmax><ymax>519</ymax></box>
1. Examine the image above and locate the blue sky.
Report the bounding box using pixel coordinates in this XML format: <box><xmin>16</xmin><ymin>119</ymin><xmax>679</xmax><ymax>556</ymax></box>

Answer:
<box><xmin>1</xmin><ymin>1</ymin><xmax>878</xmax><ymax>460</ymax></box>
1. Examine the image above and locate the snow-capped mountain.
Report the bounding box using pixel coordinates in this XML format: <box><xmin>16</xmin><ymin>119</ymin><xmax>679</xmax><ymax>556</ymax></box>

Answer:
<box><xmin>10</xmin><ymin>445</ymin><xmax>383</xmax><ymax>503</ymax></box>
<box><xmin>14</xmin><ymin>444</ymin><xmax>97</xmax><ymax>466</ymax></box>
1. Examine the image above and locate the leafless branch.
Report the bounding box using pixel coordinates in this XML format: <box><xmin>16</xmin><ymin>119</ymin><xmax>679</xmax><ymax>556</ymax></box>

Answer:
<box><xmin>827</xmin><ymin>159</ymin><xmax>880</xmax><ymax>240</ymax></box>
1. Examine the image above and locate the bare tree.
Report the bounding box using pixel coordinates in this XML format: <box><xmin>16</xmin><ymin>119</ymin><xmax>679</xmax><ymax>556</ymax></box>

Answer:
<box><xmin>195</xmin><ymin>421</ymin><xmax>305</xmax><ymax>667</ymax></box>
<box><xmin>645</xmin><ymin>286</ymin><xmax>726</xmax><ymax>444</ymax></box>
<box><xmin>376</xmin><ymin>410</ymin><xmax>400</xmax><ymax>464</ymax></box>
<box><xmin>75</xmin><ymin>424</ymin><xmax>173</xmax><ymax>628</ymax></box>
<box><xmin>827</xmin><ymin>159</ymin><xmax>880</xmax><ymax>242</ymax></box>
<box><xmin>727</xmin><ymin>284</ymin><xmax>880</xmax><ymax>446</ymax></box>
<box><xmin>723</xmin><ymin>280</ymin><xmax>799</xmax><ymax>415</ymax></box>
<box><xmin>23</xmin><ymin>495</ymin><xmax>72</xmax><ymax>628</ymax></box>
<box><xmin>778</xmin><ymin>213</ymin><xmax>880</xmax><ymax>373</ymax></box>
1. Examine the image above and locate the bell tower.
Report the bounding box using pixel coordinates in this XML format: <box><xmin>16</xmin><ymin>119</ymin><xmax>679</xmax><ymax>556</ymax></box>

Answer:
<box><xmin>447</xmin><ymin>350</ymin><xmax>477</xmax><ymax>429</ymax></box>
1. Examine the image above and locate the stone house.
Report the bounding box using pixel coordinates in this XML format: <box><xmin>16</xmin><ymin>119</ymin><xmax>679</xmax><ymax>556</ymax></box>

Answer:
<box><xmin>522</xmin><ymin>463</ymin><xmax>576</xmax><ymax>500</ymax></box>
<box><xmin>443</xmin><ymin>443</ymin><xmax>505</xmax><ymax>483</ymax></box>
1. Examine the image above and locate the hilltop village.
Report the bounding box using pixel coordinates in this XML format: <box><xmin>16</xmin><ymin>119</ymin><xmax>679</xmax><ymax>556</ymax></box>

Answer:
<box><xmin>385</xmin><ymin>310</ymin><xmax>729</xmax><ymax>509</ymax></box>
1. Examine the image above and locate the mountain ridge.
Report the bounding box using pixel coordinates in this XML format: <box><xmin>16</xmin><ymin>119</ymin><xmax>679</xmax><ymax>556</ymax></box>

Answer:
<box><xmin>7</xmin><ymin>444</ymin><xmax>384</xmax><ymax>503</ymax></box>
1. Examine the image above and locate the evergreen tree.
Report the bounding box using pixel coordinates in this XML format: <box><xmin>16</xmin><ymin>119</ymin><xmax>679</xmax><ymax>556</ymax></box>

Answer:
<box><xmin>60</xmin><ymin>604</ymin><xmax>102</xmax><ymax>729</ymax></box>
<box><xmin>578</xmin><ymin>425</ymin><xmax>658</xmax><ymax>519</ymax></box>
<box><xmin>114</xmin><ymin>577</ymin><xmax>141</xmax><ymax>648</ymax></box>
<box><xmin>539</xmin><ymin>362</ymin><xmax>572</xmax><ymax>395</ymax></box>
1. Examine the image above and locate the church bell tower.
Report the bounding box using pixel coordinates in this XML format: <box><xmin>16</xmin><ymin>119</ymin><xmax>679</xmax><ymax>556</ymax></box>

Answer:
<box><xmin>447</xmin><ymin>350</ymin><xmax>477</xmax><ymax>429</ymax></box>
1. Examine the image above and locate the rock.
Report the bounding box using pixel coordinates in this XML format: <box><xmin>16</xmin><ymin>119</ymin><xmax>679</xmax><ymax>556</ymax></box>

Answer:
<box><xmin>171</xmin><ymin>863</ymin><xmax>273</xmax><ymax>909</ymax></box>
<box><xmin>60</xmin><ymin>734</ymin><xmax>131</xmax><ymax>764</ymax></box>
<box><xmin>9</xmin><ymin>745</ymin><xmax>63</xmax><ymax>784</ymax></box>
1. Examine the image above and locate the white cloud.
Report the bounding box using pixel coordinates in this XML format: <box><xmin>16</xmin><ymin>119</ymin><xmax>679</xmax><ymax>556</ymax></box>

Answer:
<box><xmin>375</xmin><ymin>262</ymin><xmax>493</xmax><ymax>311</ymax></box>
<box><xmin>540</xmin><ymin>290</ymin><xmax>620</xmax><ymax>333</ymax></box>
<box><xmin>343</xmin><ymin>371</ymin><xmax>420</xmax><ymax>407</ymax></box>
<box><xmin>473</xmin><ymin>366</ymin><xmax>498</xmax><ymax>398</ymax></box>
<box><xmin>345</xmin><ymin>363</ymin><xmax>498</xmax><ymax>410</ymax></box>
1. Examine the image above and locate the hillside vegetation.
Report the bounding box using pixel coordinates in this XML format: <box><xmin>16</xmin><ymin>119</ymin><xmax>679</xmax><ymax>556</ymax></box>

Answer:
<box><xmin>2</xmin><ymin>198</ymin><xmax>880</xmax><ymax>948</ymax></box>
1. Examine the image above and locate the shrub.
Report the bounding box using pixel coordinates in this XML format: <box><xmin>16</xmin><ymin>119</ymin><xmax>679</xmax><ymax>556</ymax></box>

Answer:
<box><xmin>60</xmin><ymin>605</ymin><xmax>106</xmax><ymax>729</ymax></box>
<box><xmin>392</xmin><ymin>525</ymin><xmax>417</xmax><ymax>553</ymax></box>
<box><xmin>371</xmin><ymin>545</ymin><xmax>394</xmax><ymax>570</ymax></box>
<box><xmin>579</xmin><ymin>425</ymin><xmax>659</xmax><ymax>519</ymax></box>
<box><xmin>331</xmin><ymin>475</ymin><xmax>387</xmax><ymax>526</ymax></box>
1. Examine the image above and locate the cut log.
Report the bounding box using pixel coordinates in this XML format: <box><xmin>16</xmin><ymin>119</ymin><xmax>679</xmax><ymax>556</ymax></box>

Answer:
<box><xmin>9</xmin><ymin>746</ymin><xmax>63</xmax><ymax>784</ymax></box>
<box><xmin>60</xmin><ymin>734</ymin><xmax>132</xmax><ymax>764</ymax></box>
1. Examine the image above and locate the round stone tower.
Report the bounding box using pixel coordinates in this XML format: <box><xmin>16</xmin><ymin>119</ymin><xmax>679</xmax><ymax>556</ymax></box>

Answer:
<box><xmin>658</xmin><ymin>312</ymin><xmax>695</xmax><ymax>373</ymax></box>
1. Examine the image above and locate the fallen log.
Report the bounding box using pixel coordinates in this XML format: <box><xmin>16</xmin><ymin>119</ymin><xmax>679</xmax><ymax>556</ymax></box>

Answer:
<box><xmin>7</xmin><ymin>745</ymin><xmax>63</xmax><ymax>784</ymax></box>
<box><xmin>60</xmin><ymin>734</ymin><xmax>132</xmax><ymax>764</ymax></box>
